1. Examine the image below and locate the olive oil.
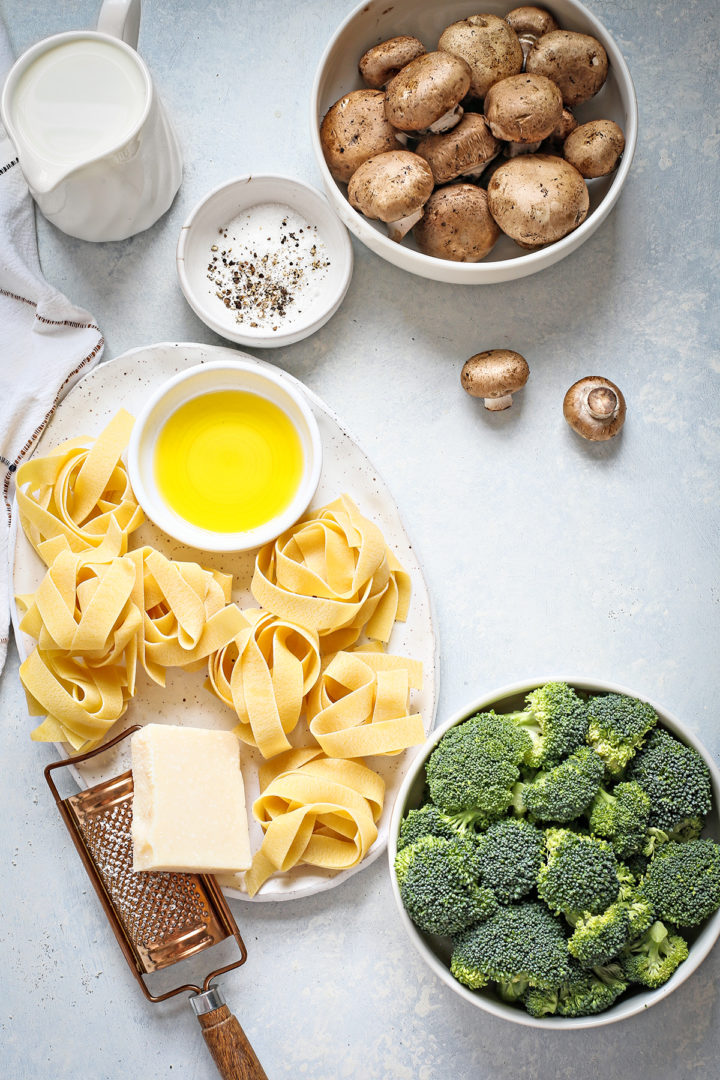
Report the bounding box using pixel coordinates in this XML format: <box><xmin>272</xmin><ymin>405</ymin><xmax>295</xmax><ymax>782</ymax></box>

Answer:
<box><xmin>154</xmin><ymin>390</ymin><xmax>303</xmax><ymax>533</ymax></box>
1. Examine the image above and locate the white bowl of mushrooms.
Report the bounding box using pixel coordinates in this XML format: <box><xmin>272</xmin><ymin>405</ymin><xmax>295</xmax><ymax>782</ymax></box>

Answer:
<box><xmin>310</xmin><ymin>0</ymin><xmax>638</xmax><ymax>284</ymax></box>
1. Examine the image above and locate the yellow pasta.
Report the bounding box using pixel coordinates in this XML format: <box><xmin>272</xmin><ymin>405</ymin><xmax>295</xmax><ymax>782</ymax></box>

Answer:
<box><xmin>245</xmin><ymin>746</ymin><xmax>385</xmax><ymax>897</ymax></box>
<box><xmin>16</xmin><ymin>409</ymin><xmax>143</xmax><ymax>565</ymax></box>
<box><xmin>306</xmin><ymin>650</ymin><xmax>424</xmax><ymax>758</ymax></box>
<box><xmin>207</xmin><ymin>609</ymin><xmax>321</xmax><ymax>760</ymax></box>
<box><xmin>251</xmin><ymin>494</ymin><xmax>411</xmax><ymax>649</ymax></box>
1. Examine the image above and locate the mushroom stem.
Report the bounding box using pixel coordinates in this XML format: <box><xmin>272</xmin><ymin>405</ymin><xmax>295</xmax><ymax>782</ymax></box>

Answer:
<box><xmin>587</xmin><ymin>386</ymin><xmax>619</xmax><ymax>421</ymax></box>
<box><xmin>387</xmin><ymin>206</ymin><xmax>425</xmax><ymax>242</ymax></box>
<box><xmin>425</xmin><ymin>104</ymin><xmax>464</xmax><ymax>134</ymax></box>
<box><xmin>503</xmin><ymin>139</ymin><xmax>543</xmax><ymax>157</ymax></box>
<box><xmin>484</xmin><ymin>393</ymin><xmax>515</xmax><ymax>411</ymax></box>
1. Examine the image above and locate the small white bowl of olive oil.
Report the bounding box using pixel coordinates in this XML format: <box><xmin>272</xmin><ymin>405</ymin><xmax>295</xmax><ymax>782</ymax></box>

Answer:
<box><xmin>128</xmin><ymin>360</ymin><xmax>322</xmax><ymax>551</ymax></box>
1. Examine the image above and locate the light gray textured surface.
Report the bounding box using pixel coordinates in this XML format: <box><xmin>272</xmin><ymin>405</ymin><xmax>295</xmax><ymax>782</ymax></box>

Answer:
<box><xmin>1</xmin><ymin>1</ymin><xmax>719</xmax><ymax>1078</ymax></box>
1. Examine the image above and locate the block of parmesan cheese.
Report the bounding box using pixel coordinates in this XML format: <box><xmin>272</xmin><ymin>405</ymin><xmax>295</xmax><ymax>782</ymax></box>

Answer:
<box><xmin>131</xmin><ymin>724</ymin><xmax>251</xmax><ymax>874</ymax></box>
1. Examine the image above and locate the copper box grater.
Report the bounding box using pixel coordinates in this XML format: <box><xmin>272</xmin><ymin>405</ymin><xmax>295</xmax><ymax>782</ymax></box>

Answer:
<box><xmin>45</xmin><ymin>725</ymin><xmax>268</xmax><ymax>1080</ymax></box>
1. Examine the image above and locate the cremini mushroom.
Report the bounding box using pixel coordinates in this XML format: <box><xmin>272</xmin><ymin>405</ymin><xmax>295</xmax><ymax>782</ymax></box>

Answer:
<box><xmin>320</xmin><ymin>89</ymin><xmax>400</xmax><ymax>183</ymax></box>
<box><xmin>384</xmin><ymin>51</ymin><xmax>471</xmax><ymax>134</ymax></box>
<box><xmin>461</xmin><ymin>350</ymin><xmax>530</xmax><ymax>410</ymax></box>
<box><xmin>484</xmin><ymin>73</ymin><xmax>563</xmax><ymax>154</ymax></box>
<box><xmin>487</xmin><ymin>153</ymin><xmax>589</xmax><ymax>247</ymax></box>
<box><xmin>348</xmin><ymin>150</ymin><xmax>434</xmax><ymax>241</ymax></box>
<box><xmin>414</xmin><ymin>184</ymin><xmax>500</xmax><ymax>261</ymax></box>
<box><xmin>359</xmin><ymin>36</ymin><xmax>427</xmax><ymax>89</ymax></box>
<box><xmin>438</xmin><ymin>15</ymin><xmax>523</xmax><ymax>100</ymax></box>
<box><xmin>563</xmin><ymin>119</ymin><xmax>625</xmax><ymax>178</ymax></box>
<box><xmin>542</xmin><ymin>107</ymin><xmax>578</xmax><ymax>151</ymax></box>
<box><xmin>563</xmin><ymin>377</ymin><xmax>626</xmax><ymax>440</ymax></box>
<box><xmin>504</xmin><ymin>7</ymin><xmax>559</xmax><ymax>62</ymax></box>
<box><xmin>526</xmin><ymin>30</ymin><xmax>609</xmax><ymax>106</ymax></box>
<box><xmin>416</xmin><ymin>113</ymin><xmax>500</xmax><ymax>184</ymax></box>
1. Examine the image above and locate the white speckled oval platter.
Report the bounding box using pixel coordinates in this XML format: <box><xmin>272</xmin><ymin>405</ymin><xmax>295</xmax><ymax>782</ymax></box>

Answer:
<box><xmin>10</xmin><ymin>342</ymin><xmax>437</xmax><ymax>902</ymax></box>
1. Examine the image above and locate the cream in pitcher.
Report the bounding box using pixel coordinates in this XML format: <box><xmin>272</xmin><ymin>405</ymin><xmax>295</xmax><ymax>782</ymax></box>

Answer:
<box><xmin>1</xmin><ymin>0</ymin><xmax>182</xmax><ymax>241</ymax></box>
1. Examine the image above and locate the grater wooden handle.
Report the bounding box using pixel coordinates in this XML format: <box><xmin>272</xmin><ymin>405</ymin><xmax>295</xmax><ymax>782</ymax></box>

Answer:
<box><xmin>194</xmin><ymin>996</ymin><xmax>269</xmax><ymax>1080</ymax></box>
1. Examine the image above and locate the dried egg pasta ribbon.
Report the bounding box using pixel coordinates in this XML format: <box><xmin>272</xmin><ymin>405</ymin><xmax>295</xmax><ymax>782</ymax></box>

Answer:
<box><xmin>245</xmin><ymin>749</ymin><xmax>384</xmax><ymax>896</ymax></box>
<box><xmin>16</xmin><ymin>410</ymin><xmax>143</xmax><ymax>565</ymax></box>
<box><xmin>207</xmin><ymin>609</ymin><xmax>321</xmax><ymax>760</ymax></box>
<box><xmin>127</xmin><ymin>547</ymin><xmax>243</xmax><ymax>685</ymax></box>
<box><xmin>306</xmin><ymin>650</ymin><xmax>424</xmax><ymax>758</ymax></box>
<box><xmin>251</xmin><ymin>494</ymin><xmax>411</xmax><ymax>647</ymax></box>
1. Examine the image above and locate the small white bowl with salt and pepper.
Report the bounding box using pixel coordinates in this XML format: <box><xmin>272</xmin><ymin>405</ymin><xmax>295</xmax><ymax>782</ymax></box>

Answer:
<box><xmin>177</xmin><ymin>175</ymin><xmax>353</xmax><ymax>348</ymax></box>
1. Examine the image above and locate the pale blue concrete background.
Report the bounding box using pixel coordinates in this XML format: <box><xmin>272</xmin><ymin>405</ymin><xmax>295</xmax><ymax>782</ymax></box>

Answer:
<box><xmin>1</xmin><ymin>1</ymin><xmax>719</xmax><ymax>1077</ymax></box>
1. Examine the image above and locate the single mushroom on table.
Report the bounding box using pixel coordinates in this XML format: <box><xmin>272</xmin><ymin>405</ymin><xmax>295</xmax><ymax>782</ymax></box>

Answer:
<box><xmin>563</xmin><ymin>119</ymin><xmax>625</xmax><ymax>178</ymax></box>
<box><xmin>348</xmin><ymin>150</ymin><xmax>434</xmax><ymax>241</ymax></box>
<box><xmin>416</xmin><ymin>113</ymin><xmax>500</xmax><ymax>184</ymax></box>
<box><xmin>438</xmin><ymin>15</ymin><xmax>524</xmax><ymax>100</ymax></box>
<box><xmin>359</xmin><ymin>36</ymin><xmax>427</xmax><ymax>88</ymax></box>
<box><xmin>320</xmin><ymin>89</ymin><xmax>400</xmax><ymax>183</ymax></box>
<box><xmin>563</xmin><ymin>376</ymin><xmax>626</xmax><ymax>441</ymax></box>
<box><xmin>487</xmin><ymin>153</ymin><xmax>589</xmax><ymax>248</ymax></box>
<box><xmin>414</xmin><ymin>184</ymin><xmax>500</xmax><ymax>261</ymax></box>
<box><xmin>526</xmin><ymin>30</ymin><xmax>609</xmax><ymax>106</ymax></box>
<box><xmin>484</xmin><ymin>73</ymin><xmax>563</xmax><ymax>155</ymax></box>
<box><xmin>504</xmin><ymin>7</ymin><xmax>559</xmax><ymax>62</ymax></box>
<box><xmin>384</xmin><ymin>51</ymin><xmax>472</xmax><ymax>135</ymax></box>
<box><xmin>461</xmin><ymin>350</ymin><xmax>530</xmax><ymax>410</ymax></box>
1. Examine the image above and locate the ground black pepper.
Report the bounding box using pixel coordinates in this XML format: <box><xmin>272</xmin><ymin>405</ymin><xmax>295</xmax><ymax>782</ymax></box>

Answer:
<box><xmin>207</xmin><ymin>204</ymin><xmax>331</xmax><ymax>331</ymax></box>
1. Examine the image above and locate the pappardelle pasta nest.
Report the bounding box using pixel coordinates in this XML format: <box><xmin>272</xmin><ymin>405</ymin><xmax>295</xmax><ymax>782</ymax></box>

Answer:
<box><xmin>15</xmin><ymin>411</ymin><xmax>426</xmax><ymax>895</ymax></box>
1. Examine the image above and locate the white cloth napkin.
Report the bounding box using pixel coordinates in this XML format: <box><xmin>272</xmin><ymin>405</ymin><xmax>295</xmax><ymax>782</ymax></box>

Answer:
<box><xmin>0</xmin><ymin>24</ymin><xmax>104</xmax><ymax>673</ymax></box>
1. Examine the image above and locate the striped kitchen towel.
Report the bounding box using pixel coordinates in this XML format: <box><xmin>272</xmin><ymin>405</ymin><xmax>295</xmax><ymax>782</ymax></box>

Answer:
<box><xmin>0</xmin><ymin>22</ymin><xmax>104</xmax><ymax>673</ymax></box>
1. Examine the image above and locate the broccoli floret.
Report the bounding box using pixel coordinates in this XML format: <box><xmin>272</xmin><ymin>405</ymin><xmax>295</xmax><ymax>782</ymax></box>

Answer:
<box><xmin>520</xmin><ymin>747</ymin><xmax>604</xmax><ymax>823</ymax></box>
<box><xmin>450</xmin><ymin>902</ymin><xmax>571</xmax><ymax>992</ymax></box>
<box><xmin>557</xmin><ymin>963</ymin><xmax>628</xmax><ymax>1017</ymax></box>
<box><xmin>505</xmin><ymin>682</ymin><xmax>589</xmax><ymax>768</ymax></box>
<box><xmin>567</xmin><ymin>903</ymin><xmax>632</xmax><ymax>967</ymax></box>
<box><xmin>473</xmin><ymin>819</ymin><xmax>545</xmax><ymax>904</ymax></box>
<box><xmin>643</xmin><ymin>817</ymin><xmax>706</xmax><ymax>856</ymax></box>
<box><xmin>396</xmin><ymin>836</ymin><xmax>498</xmax><ymax>936</ymax></box>
<box><xmin>537</xmin><ymin>828</ymin><xmax>620</xmax><ymax>919</ymax></box>
<box><xmin>524</xmin><ymin>962</ymin><xmax>628</xmax><ymax>1018</ymax></box>
<box><xmin>586</xmin><ymin>694</ymin><xmax>658</xmax><ymax>776</ymax></box>
<box><xmin>426</xmin><ymin>714</ymin><xmax>525</xmax><ymax>818</ymax></box>
<box><xmin>614</xmin><ymin>864</ymin><xmax>655</xmax><ymax>937</ymax></box>
<box><xmin>621</xmin><ymin>921</ymin><xmax>689</xmax><ymax>989</ymax></box>
<box><xmin>626</xmin><ymin>728</ymin><xmax>712</xmax><ymax>834</ymax></box>
<box><xmin>397</xmin><ymin>805</ymin><xmax>458</xmax><ymax>851</ymax></box>
<box><xmin>396</xmin><ymin>802</ymin><xmax>503</xmax><ymax>852</ymax></box>
<box><xmin>588</xmin><ymin>781</ymin><xmax>651</xmax><ymax>858</ymax></box>
<box><xmin>639</xmin><ymin>839</ymin><xmax>720</xmax><ymax>927</ymax></box>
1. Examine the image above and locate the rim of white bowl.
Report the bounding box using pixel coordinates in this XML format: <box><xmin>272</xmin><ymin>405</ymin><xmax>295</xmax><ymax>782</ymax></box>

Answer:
<box><xmin>310</xmin><ymin>0</ymin><xmax>639</xmax><ymax>283</ymax></box>
<box><xmin>388</xmin><ymin>676</ymin><xmax>720</xmax><ymax>1028</ymax></box>
<box><xmin>127</xmin><ymin>359</ymin><xmax>323</xmax><ymax>552</ymax></box>
<box><xmin>176</xmin><ymin>174</ymin><xmax>354</xmax><ymax>347</ymax></box>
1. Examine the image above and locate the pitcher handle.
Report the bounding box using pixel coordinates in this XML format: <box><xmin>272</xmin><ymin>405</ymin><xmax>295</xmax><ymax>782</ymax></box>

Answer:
<box><xmin>97</xmin><ymin>0</ymin><xmax>142</xmax><ymax>49</ymax></box>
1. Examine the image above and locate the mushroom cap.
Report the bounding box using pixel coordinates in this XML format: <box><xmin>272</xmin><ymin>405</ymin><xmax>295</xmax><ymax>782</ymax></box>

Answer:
<box><xmin>416</xmin><ymin>113</ymin><xmax>500</xmax><ymax>184</ymax></box>
<box><xmin>484</xmin><ymin>73</ymin><xmax>563</xmax><ymax>143</ymax></box>
<box><xmin>563</xmin><ymin>376</ymin><xmax>626</xmax><ymax>441</ymax></box>
<box><xmin>438</xmin><ymin>15</ymin><xmax>523</xmax><ymax>100</ymax></box>
<box><xmin>487</xmin><ymin>153</ymin><xmax>589</xmax><ymax>246</ymax></box>
<box><xmin>359</xmin><ymin>36</ymin><xmax>427</xmax><ymax>89</ymax></box>
<box><xmin>504</xmin><ymin>7</ymin><xmax>559</xmax><ymax>43</ymax></box>
<box><xmin>414</xmin><ymin>184</ymin><xmax>500</xmax><ymax>261</ymax></box>
<box><xmin>320</xmin><ymin>89</ymin><xmax>399</xmax><ymax>183</ymax></box>
<box><xmin>461</xmin><ymin>350</ymin><xmax>530</xmax><ymax>399</ymax></box>
<box><xmin>563</xmin><ymin>119</ymin><xmax>625</xmax><ymax>178</ymax></box>
<box><xmin>526</xmin><ymin>30</ymin><xmax>609</xmax><ymax>106</ymax></box>
<box><xmin>347</xmin><ymin>150</ymin><xmax>434</xmax><ymax>222</ymax></box>
<box><xmin>384</xmin><ymin>51</ymin><xmax>471</xmax><ymax>131</ymax></box>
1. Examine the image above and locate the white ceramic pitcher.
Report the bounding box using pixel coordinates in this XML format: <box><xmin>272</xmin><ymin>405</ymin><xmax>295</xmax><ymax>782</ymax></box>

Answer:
<box><xmin>0</xmin><ymin>0</ymin><xmax>182</xmax><ymax>241</ymax></box>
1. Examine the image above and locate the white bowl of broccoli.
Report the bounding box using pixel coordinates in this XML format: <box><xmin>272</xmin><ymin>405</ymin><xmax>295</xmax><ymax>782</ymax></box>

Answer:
<box><xmin>388</xmin><ymin>678</ymin><xmax>720</xmax><ymax>1028</ymax></box>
